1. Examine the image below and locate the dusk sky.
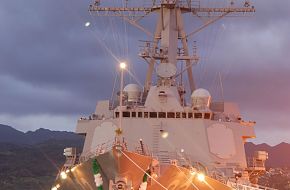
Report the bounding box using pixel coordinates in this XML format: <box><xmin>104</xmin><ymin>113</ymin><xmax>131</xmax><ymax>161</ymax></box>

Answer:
<box><xmin>0</xmin><ymin>0</ymin><xmax>289</xmax><ymax>145</ymax></box>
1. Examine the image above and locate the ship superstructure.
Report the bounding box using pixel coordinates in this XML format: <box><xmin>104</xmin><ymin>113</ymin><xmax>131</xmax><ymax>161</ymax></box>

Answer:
<box><xmin>52</xmin><ymin>1</ymin><xmax>275</xmax><ymax>190</ymax></box>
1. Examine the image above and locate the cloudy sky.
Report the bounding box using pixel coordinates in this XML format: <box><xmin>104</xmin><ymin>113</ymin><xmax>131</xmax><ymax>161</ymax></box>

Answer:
<box><xmin>0</xmin><ymin>0</ymin><xmax>289</xmax><ymax>145</ymax></box>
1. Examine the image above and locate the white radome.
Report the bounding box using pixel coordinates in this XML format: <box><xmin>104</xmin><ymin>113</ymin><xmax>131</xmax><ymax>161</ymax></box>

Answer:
<box><xmin>191</xmin><ymin>88</ymin><xmax>211</xmax><ymax>98</ymax></box>
<box><xmin>123</xmin><ymin>84</ymin><xmax>141</xmax><ymax>92</ymax></box>
<box><xmin>123</xmin><ymin>84</ymin><xmax>142</xmax><ymax>102</ymax></box>
<box><xmin>191</xmin><ymin>88</ymin><xmax>211</xmax><ymax>109</ymax></box>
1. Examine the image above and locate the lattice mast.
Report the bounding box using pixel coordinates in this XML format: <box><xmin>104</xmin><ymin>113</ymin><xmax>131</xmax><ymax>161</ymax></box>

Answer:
<box><xmin>89</xmin><ymin>0</ymin><xmax>255</xmax><ymax>93</ymax></box>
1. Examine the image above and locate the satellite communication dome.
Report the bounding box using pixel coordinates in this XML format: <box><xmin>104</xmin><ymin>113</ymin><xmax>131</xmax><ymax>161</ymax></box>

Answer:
<box><xmin>123</xmin><ymin>84</ymin><xmax>142</xmax><ymax>102</ymax></box>
<box><xmin>191</xmin><ymin>88</ymin><xmax>211</xmax><ymax>109</ymax></box>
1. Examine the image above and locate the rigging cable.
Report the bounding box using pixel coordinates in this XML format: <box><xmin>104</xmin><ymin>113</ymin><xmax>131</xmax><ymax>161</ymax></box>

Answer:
<box><xmin>110</xmin><ymin>70</ymin><xmax>119</xmax><ymax>109</ymax></box>
<box><xmin>89</xmin><ymin>11</ymin><xmax>122</xmax><ymax>64</ymax></box>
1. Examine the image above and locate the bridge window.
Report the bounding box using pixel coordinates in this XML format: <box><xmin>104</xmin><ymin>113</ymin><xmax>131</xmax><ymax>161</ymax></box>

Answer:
<box><xmin>194</xmin><ymin>113</ymin><xmax>202</xmax><ymax>119</ymax></box>
<box><xmin>132</xmin><ymin>112</ymin><xmax>136</xmax><ymax>118</ymax></box>
<box><xmin>188</xmin><ymin>112</ymin><xmax>193</xmax><ymax>118</ymax></box>
<box><xmin>149</xmin><ymin>112</ymin><xmax>157</xmax><ymax>118</ymax></box>
<box><xmin>115</xmin><ymin>111</ymin><xmax>205</xmax><ymax>119</ymax></box>
<box><xmin>123</xmin><ymin>111</ymin><xmax>130</xmax><ymax>117</ymax></box>
<box><xmin>182</xmin><ymin>112</ymin><xmax>186</xmax><ymax>118</ymax></box>
<box><xmin>167</xmin><ymin>112</ymin><xmax>175</xmax><ymax>118</ymax></box>
<box><xmin>158</xmin><ymin>112</ymin><xmax>166</xmax><ymax>118</ymax></box>
<box><xmin>204</xmin><ymin>113</ymin><xmax>211</xmax><ymax>119</ymax></box>
<box><xmin>138</xmin><ymin>112</ymin><xmax>143</xmax><ymax>118</ymax></box>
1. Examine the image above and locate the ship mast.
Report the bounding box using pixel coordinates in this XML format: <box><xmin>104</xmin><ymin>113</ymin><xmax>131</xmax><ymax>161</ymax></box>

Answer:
<box><xmin>89</xmin><ymin>0</ymin><xmax>255</xmax><ymax>93</ymax></box>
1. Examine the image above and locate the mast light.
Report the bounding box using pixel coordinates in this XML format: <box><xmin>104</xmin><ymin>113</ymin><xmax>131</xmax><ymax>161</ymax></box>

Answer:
<box><xmin>120</xmin><ymin>62</ymin><xmax>126</xmax><ymax>69</ymax></box>
<box><xmin>85</xmin><ymin>22</ymin><xmax>91</xmax><ymax>27</ymax></box>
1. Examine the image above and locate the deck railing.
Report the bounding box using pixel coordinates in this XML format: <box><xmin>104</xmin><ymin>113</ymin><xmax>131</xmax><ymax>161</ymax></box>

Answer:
<box><xmin>227</xmin><ymin>181</ymin><xmax>277</xmax><ymax>190</ymax></box>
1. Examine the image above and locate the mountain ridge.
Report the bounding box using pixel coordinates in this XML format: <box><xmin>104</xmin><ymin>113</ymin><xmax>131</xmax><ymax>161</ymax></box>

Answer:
<box><xmin>0</xmin><ymin>124</ymin><xmax>82</xmax><ymax>145</ymax></box>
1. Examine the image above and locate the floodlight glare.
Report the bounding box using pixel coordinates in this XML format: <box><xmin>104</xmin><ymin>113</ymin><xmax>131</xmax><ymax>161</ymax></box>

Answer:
<box><xmin>197</xmin><ymin>173</ymin><xmax>205</xmax><ymax>182</ymax></box>
<box><xmin>120</xmin><ymin>62</ymin><xmax>126</xmax><ymax>69</ymax></box>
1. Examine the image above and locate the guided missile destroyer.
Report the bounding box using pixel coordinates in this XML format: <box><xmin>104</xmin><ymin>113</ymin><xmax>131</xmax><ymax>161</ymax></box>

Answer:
<box><xmin>51</xmin><ymin>1</ymin><xmax>276</xmax><ymax>189</ymax></box>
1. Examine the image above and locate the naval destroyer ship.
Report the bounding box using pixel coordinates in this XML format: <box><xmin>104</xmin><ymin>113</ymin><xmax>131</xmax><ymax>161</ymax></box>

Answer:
<box><xmin>51</xmin><ymin>0</ymin><xmax>276</xmax><ymax>189</ymax></box>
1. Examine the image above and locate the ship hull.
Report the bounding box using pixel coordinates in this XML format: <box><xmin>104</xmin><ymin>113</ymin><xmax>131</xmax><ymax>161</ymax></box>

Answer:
<box><xmin>54</xmin><ymin>147</ymin><xmax>152</xmax><ymax>190</ymax></box>
<box><xmin>53</xmin><ymin>147</ymin><xmax>232</xmax><ymax>190</ymax></box>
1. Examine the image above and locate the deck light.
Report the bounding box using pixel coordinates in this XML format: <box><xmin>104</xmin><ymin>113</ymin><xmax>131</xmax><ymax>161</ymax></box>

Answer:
<box><xmin>60</xmin><ymin>171</ymin><xmax>67</xmax><ymax>180</ymax></box>
<box><xmin>160</xmin><ymin>130</ymin><xmax>169</xmax><ymax>139</ymax></box>
<box><xmin>71</xmin><ymin>167</ymin><xmax>76</xmax><ymax>172</ymax></box>
<box><xmin>197</xmin><ymin>173</ymin><xmax>205</xmax><ymax>182</ymax></box>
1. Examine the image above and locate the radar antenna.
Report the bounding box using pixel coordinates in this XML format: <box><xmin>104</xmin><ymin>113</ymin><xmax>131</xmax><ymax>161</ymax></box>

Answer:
<box><xmin>89</xmin><ymin>0</ymin><xmax>255</xmax><ymax>92</ymax></box>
